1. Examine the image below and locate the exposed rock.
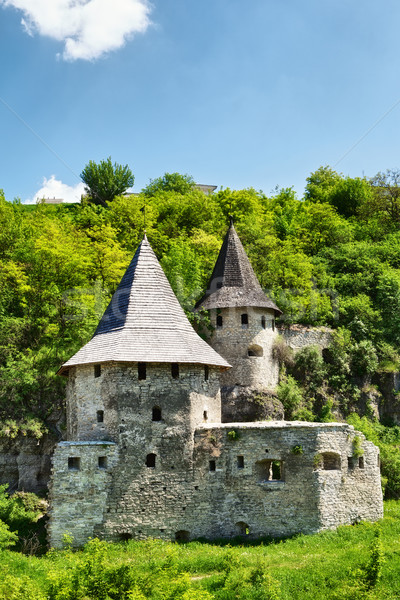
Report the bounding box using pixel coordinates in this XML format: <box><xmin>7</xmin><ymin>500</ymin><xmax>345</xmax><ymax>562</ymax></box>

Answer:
<box><xmin>221</xmin><ymin>386</ymin><xmax>284</xmax><ymax>423</ymax></box>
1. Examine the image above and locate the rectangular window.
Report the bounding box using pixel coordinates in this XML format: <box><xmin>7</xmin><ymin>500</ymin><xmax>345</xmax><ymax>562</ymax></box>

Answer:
<box><xmin>171</xmin><ymin>363</ymin><xmax>179</xmax><ymax>379</ymax></box>
<box><xmin>94</xmin><ymin>364</ymin><xmax>101</xmax><ymax>378</ymax></box>
<box><xmin>209</xmin><ymin>460</ymin><xmax>216</xmax><ymax>472</ymax></box>
<box><xmin>204</xmin><ymin>365</ymin><xmax>209</xmax><ymax>381</ymax></box>
<box><xmin>216</xmin><ymin>315</ymin><xmax>223</xmax><ymax>328</ymax></box>
<box><xmin>241</xmin><ymin>313</ymin><xmax>248</xmax><ymax>327</ymax></box>
<box><xmin>237</xmin><ymin>455</ymin><xmax>244</xmax><ymax>469</ymax></box>
<box><xmin>68</xmin><ymin>457</ymin><xmax>80</xmax><ymax>471</ymax></box>
<box><xmin>138</xmin><ymin>362</ymin><xmax>146</xmax><ymax>380</ymax></box>
<box><xmin>98</xmin><ymin>456</ymin><xmax>107</xmax><ymax>469</ymax></box>
<box><xmin>97</xmin><ymin>410</ymin><xmax>104</xmax><ymax>423</ymax></box>
<box><xmin>359</xmin><ymin>456</ymin><xmax>365</xmax><ymax>469</ymax></box>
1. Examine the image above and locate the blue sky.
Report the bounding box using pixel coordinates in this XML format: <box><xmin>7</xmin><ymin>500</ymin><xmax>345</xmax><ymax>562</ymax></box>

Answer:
<box><xmin>1</xmin><ymin>0</ymin><xmax>400</xmax><ymax>203</ymax></box>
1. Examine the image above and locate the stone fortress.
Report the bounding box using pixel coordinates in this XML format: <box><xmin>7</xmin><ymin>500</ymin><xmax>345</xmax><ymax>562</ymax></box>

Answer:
<box><xmin>47</xmin><ymin>222</ymin><xmax>383</xmax><ymax>547</ymax></box>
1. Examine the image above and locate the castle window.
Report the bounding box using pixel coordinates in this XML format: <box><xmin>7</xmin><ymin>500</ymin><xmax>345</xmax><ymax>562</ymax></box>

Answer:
<box><xmin>175</xmin><ymin>530</ymin><xmax>190</xmax><ymax>542</ymax></box>
<box><xmin>138</xmin><ymin>362</ymin><xmax>146</xmax><ymax>380</ymax></box>
<box><xmin>248</xmin><ymin>345</ymin><xmax>263</xmax><ymax>357</ymax></box>
<box><xmin>204</xmin><ymin>365</ymin><xmax>209</xmax><ymax>381</ymax></box>
<box><xmin>241</xmin><ymin>313</ymin><xmax>248</xmax><ymax>328</ymax></box>
<box><xmin>272</xmin><ymin>319</ymin><xmax>275</xmax><ymax>332</ymax></box>
<box><xmin>348</xmin><ymin>457</ymin><xmax>354</xmax><ymax>469</ymax></box>
<box><xmin>359</xmin><ymin>456</ymin><xmax>365</xmax><ymax>469</ymax></box>
<box><xmin>261</xmin><ymin>316</ymin><xmax>266</xmax><ymax>329</ymax></box>
<box><xmin>216</xmin><ymin>315</ymin><xmax>223</xmax><ymax>328</ymax></box>
<box><xmin>236</xmin><ymin>521</ymin><xmax>250</xmax><ymax>536</ymax></box>
<box><xmin>237</xmin><ymin>455</ymin><xmax>244</xmax><ymax>469</ymax></box>
<box><xmin>203</xmin><ymin>410</ymin><xmax>208</xmax><ymax>421</ymax></box>
<box><xmin>209</xmin><ymin>460</ymin><xmax>216</xmax><ymax>472</ymax></box>
<box><xmin>68</xmin><ymin>457</ymin><xmax>80</xmax><ymax>471</ymax></box>
<box><xmin>98</xmin><ymin>456</ymin><xmax>107</xmax><ymax>469</ymax></box>
<box><xmin>146</xmin><ymin>453</ymin><xmax>156</xmax><ymax>468</ymax></box>
<box><xmin>152</xmin><ymin>407</ymin><xmax>162</xmax><ymax>421</ymax></box>
<box><xmin>97</xmin><ymin>410</ymin><xmax>104</xmax><ymax>423</ymax></box>
<box><xmin>119</xmin><ymin>533</ymin><xmax>132</xmax><ymax>541</ymax></box>
<box><xmin>321</xmin><ymin>452</ymin><xmax>341</xmax><ymax>470</ymax></box>
<box><xmin>94</xmin><ymin>364</ymin><xmax>101</xmax><ymax>378</ymax></box>
<box><xmin>255</xmin><ymin>459</ymin><xmax>283</xmax><ymax>482</ymax></box>
<box><xmin>171</xmin><ymin>363</ymin><xmax>179</xmax><ymax>379</ymax></box>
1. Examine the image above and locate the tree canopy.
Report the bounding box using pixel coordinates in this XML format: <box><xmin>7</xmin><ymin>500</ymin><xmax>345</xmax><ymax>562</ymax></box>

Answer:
<box><xmin>80</xmin><ymin>157</ymin><xmax>134</xmax><ymax>206</ymax></box>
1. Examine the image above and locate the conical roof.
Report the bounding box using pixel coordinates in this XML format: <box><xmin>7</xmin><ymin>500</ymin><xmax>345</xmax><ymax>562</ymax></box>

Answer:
<box><xmin>195</xmin><ymin>222</ymin><xmax>282</xmax><ymax>314</ymax></box>
<box><xmin>59</xmin><ymin>235</ymin><xmax>230</xmax><ymax>374</ymax></box>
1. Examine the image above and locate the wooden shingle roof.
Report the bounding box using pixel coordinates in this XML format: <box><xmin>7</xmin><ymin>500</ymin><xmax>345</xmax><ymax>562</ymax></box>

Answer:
<box><xmin>58</xmin><ymin>235</ymin><xmax>230</xmax><ymax>374</ymax></box>
<box><xmin>195</xmin><ymin>222</ymin><xmax>282</xmax><ymax>314</ymax></box>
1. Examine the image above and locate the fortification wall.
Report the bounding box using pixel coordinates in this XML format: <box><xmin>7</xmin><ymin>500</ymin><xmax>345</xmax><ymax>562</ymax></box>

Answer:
<box><xmin>279</xmin><ymin>325</ymin><xmax>332</xmax><ymax>351</ymax></box>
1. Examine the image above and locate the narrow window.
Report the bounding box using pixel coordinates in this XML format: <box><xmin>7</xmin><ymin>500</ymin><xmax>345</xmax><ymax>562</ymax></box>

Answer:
<box><xmin>204</xmin><ymin>365</ymin><xmax>209</xmax><ymax>381</ymax></box>
<box><xmin>203</xmin><ymin>410</ymin><xmax>208</xmax><ymax>421</ymax></box>
<box><xmin>146</xmin><ymin>453</ymin><xmax>156</xmax><ymax>468</ymax></box>
<box><xmin>138</xmin><ymin>362</ymin><xmax>146</xmax><ymax>380</ymax></box>
<box><xmin>261</xmin><ymin>316</ymin><xmax>266</xmax><ymax>329</ymax></box>
<box><xmin>236</xmin><ymin>521</ymin><xmax>250</xmax><ymax>536</ymax></box>
<box><xmin>272</xmin><ymin>319</ymin><xmax>275</xmax><ymax>332</ymax></box>
<box><xmin>68</xmin><ymin>457</ymin><xmax>80</xmax><ymax>471</ymax></box>
<box><xmin>241</xmin><ymin>313</ymin><xmax>248</xmax><ymax>327</ymax></box>
<box><xmin>152</xmin><ymin>407</ymin><xmax>162</xmax><ymax>421</ymax></box>
<box><xmin>171</xmin><ymin>363</ymin><xmax>179</xmax><ymax>379</ymax></box>
<box><xmin>237</xmin><ymin>455</ymin><xmax>244</xmax><ymax>469</ymax></box>
<box><xmin>94</xmin><ymin>364</ymin><xmax>101</xmax><ymax>378</ymax></box>
<box><xmin>348</xmin><ymin>457</ymin><xmax>354</xmax><ymax>469</ymax></box>
<box><xmin>98</xmin><ymin>456</ymin><xmax>107</xmax><ymax>469</ymax></box>
<box><xmin>359</xmin><ymin>456</ymin><xmax>365</xmax><ymax>469</ymax></box>
<box><xmin>97</xmin><ymin>410</ymin><xmax>104</xmax><ymax>423</ymax></box>
<box><xmin>216</xmin><ymin>315</ymin><xmax>223</xmax><ymax>328</ymax></box>
<box><xmin>209</xmin><ymin>460</ymin><xmax>216</xmax><ymax>472</ymax></box>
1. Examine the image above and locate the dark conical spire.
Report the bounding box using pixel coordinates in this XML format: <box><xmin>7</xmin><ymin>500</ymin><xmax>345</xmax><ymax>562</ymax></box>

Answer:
<box><xmin>195</xmin><ymin>222</ymin><xmax>282</xmax><ymax>314</ymax></box>
<box><xmin>59</xmin><ymin>236</ymin><xmax>230</xmax><ymax>374</ymax></box>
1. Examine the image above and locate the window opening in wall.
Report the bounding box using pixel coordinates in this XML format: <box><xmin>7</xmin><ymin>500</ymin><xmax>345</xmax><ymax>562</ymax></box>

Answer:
<box><xmin>359</xmin><ymin>456</ymin><xmax>365</xmax><ymax>469</ymax></box>
<box><xmin>216</xmin><ymin>314</ymin><xmax>223</xmax><ymax>328</ymax></box>
<box><xmin>203</xmin><ymin>410</ymin><xmax>208</xmax><ymax>421</ymax></box>
<box><xmin>146</xmin><ymin>453</ymin><xmax>156</xmax><ymax>468</ymax></box>
<box><xmin>261</xmin><ymin>316</ymin><xmax>266</xmax><ymax>329</ymax></box>
<box><xmin>348</xmin><ymin>457</ymin><xmax>354</xmax><ymax>469</ymax></box>
<box><xmin>152</xmin><ymin>406</ymin><xmax>162</xmax><ymax>421</ymax></box>
<box><xmin>97</xmin><ymin>410</ymin><xmax>104</xmax><ymax>423</ymax></box>
<box><xmin>255</xmin><ymin>459</ymin><xmax>283</xmax><ymax>482</ymax></box>
<box><xmin>248</xmin><ymin>345</ymin><xmax>263</xmax><ymax>357</ymax></box>
<box><xmin>241</xmin><ymin>313</ymin><xmax>248</xmax><ymax>327</ymax></box>
<box><xmin>237</xmin><ymin>455</ymin><xmax>244</xmax><ymax>469</ymax></box>
<box><xmin>68</xmin><ymin>457</ymin><xmax>80</xmax><ymax>471</ymax></box>
<box><xmin>171</xmin><ymin>363</ymin><xmax>179</xmax><ymax>379</ymax></box>
<box><xmin>138</xmin><ymin>362</ymin><xmax>146</xmax><ymax>380</ymax></box>
<box><xmin>321</xmin><ymin>452</ymin><xmax>341</xmax><ymax>470</ymax></box>
<box><xmin>209</xmin><ymin>460</ymin><xmax>216</xmax><ymax>472</ymax></box>
<box><xmin>272</xmin><ymin>319</ymin><xmax>275</xmax><ymax>331</ymax></box>
<box><xmin>119</xmin><ymin>533</ymin><xmax>132</xmax><ymax>541</ymax></box>
<box><xmin>94</xmin><ymin>364</ymin><xmax>101</xmax><ymax>378</ymax></box>
<box><xmin>236</xmin><ymin>521</ymin><xmax>250</xmax><ymax>536</ymax></box>
<box><xmin>98</xmin><ymin>456</ymin><xmax>107</xmax><ymax>469</ymax></box>
<box><xmin>204</xmin><ymin>365</ymin><xmax>209</xmax><ymax>381</ymax></box>
<box><xmin>175</xmin><ymin>530</ymin><xmax>190</xmax><ymax>542</ymax></box>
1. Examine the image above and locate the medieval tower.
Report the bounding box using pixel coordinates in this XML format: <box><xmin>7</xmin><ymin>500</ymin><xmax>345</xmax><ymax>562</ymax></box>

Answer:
<box><xmin>48</xmin><ymin>227</ymin><xmax>383</xmax><ymax>548</ymax></box>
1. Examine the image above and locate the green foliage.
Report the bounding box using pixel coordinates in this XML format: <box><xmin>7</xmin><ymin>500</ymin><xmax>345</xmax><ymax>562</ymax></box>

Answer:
<box><xmin>227</xmin><ymin>430</ymin><xmax>240</xmax><ymax>441</ymax></box>
<box><xmin>81</xmin><ymin>157</ymin><xmax>134</xmax><ymax>206</ymax></box>
<box><xmin>352</xmin><ymin>436</ymin><xmax>364</xmax><ymax>459</ymax></box>
<box><xmin>0</xmin><ymin>485</ymin><xmax>45</xmax><ymax>551</ymax></box>
<box><xmin>142</xmin><ymin>172</ymin><xmax>195</xmax><ymax>196</ymax></box>
<box><xmin>276</xmin><ymin>372</ymin><xmax>303</xmax><ymax>419</ymax></box>
<box><xmin>291</xmin><ymin>445</ymin><xmax>303</xmax><ymax>455</ymax></box>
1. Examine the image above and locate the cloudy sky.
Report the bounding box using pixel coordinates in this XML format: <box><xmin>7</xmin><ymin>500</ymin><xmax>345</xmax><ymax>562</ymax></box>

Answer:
<box><xmin>1</xmin><ymin>0</ymin><xmax>400</xmax><ymax>203</ymax></box>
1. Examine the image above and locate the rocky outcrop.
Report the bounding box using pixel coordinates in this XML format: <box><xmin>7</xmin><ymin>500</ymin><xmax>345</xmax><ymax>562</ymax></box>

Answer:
<box><xmin>221</xmin><ymin>386</ymin><xmax>284</xmax><ymax>423</ymax></box>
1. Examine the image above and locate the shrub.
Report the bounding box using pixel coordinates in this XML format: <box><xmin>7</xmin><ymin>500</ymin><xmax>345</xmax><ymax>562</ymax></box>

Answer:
<box><xmin>277</xmin><ymin>373</ymin><xmax>303</xmax><ymax>419</ymax></box>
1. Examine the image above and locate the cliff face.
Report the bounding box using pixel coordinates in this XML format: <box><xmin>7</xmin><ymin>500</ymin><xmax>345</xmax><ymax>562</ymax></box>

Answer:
<box><xmin>0</xmin><ymin>433</ymin><xmax>57</xmax><ymax>494</ymax></box>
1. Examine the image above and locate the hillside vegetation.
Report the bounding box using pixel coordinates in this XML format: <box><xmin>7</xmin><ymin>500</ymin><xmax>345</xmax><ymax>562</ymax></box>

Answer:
<box><xmin>2</xmin><ymin>167</ymin><xmax>400</xmax><ymax>480</ymax></box>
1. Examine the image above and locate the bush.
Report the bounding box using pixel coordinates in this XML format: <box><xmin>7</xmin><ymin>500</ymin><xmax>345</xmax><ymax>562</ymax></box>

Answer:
<box><xmin>277</xmin><ymin>373</ymin><xmax>303</xmax><ymax>419</ymax></box>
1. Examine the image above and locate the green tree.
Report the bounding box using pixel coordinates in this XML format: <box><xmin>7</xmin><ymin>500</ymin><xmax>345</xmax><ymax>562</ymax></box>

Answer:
<box><xmin>80</xmin><ymin>157</ymin><xmax>134</xmax><ymax>206</ymax></box>
<box><xmin>142</xmin><ymin>172</ymin><xmax>195</xmax><ymax>197</ymax></box>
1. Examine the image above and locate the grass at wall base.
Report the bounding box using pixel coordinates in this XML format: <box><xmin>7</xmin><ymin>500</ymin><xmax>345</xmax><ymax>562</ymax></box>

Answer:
<box><xmin>0</xmin><ymin>501</ymin><xmax>400</xmax><ymax>599</ymax></box>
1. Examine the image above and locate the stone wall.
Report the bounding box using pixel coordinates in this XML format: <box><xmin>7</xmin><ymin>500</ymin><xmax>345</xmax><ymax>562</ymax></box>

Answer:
<box><xmin>279</xmin><ymin>325</ymin><xmax>332</xmax><ymax>351</ymax></box>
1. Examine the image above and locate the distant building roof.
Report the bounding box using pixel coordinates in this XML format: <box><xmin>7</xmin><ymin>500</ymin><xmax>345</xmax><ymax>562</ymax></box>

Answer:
<box><xmin>59</xmin><ymin>235</ymin><xmax>230</xmax><ymax>374</ymax></box>
<box><xmin>37</xmin><ymin>198</ymin><xmax>64</xmax><ymax>205</ymax></box>
<box><xmin>195</xmin><ymin>221</ymin><xmax>282</xmax><ymax>314</ymax></box>
<box><xmin>194</xmin><ymin>184</ymin><xmax>218</xmax><ymax>195</ymax></box>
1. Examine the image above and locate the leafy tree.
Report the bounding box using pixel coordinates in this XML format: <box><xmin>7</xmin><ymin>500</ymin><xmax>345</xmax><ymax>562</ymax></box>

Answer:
<box><xmin>142</xmin><ymin>172</ymin><xmax>195</xmax><ymax>197</ymax></box>
<box><xmin>368</xmin><ymin>169</ymin><xmax>400</xmax><ymax>226</ymax></box>
<box><xmin>80</xmin><ymin>157</ymin><xmax>134</xmax><ymax>206</ymax></box>
<box><xmin>304</xmin><ymin>166</ymin><xmax>343</xmax><ymax>203</ymax></box>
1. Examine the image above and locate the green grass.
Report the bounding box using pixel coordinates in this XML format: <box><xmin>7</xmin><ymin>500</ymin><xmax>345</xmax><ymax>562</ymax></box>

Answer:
<box><xmin>2</xmin><ymin>501</ymin><xmax>400</xmax><ymax>599</ymax></box>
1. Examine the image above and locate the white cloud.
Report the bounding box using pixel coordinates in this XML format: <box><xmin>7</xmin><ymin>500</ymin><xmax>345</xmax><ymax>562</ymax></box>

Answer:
<box><xmin>26</xmin><ymin>175</ymin><xmax>85</xmax><ymax>204</ymax></box>
<box><xmin>1</xmin><ymin>0</ymin><xmax>152</xmax><ymax>61</ymax></box>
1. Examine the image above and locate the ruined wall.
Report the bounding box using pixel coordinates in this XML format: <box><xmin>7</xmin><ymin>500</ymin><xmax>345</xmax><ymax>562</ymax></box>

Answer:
<box><xmin>279</xmin><ymin>325</ymin><xmax>332</xmax><ymax>351</ymax></box>
<box><xmin>207</xmin><ymin>307</ymin><xmax>279</xmax><ymax>390</ymax></box>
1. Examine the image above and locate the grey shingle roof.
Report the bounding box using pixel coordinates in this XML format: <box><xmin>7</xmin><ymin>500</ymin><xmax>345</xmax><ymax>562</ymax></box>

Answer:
<box><xmin>59</xmin><ymin>235</ymin><xmax>230</xmax><ymax>374</ymax></box>
<box><xmin>195</xmin><ymin>222</ymin><xmax>282</xmax><ymax>314</ymax></box>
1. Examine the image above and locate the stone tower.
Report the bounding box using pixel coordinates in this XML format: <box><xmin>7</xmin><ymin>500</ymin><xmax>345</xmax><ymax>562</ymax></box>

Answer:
<box><xmin>196</xmin><ymin>221</ymin><xmax>282</xmax><ymax>400</ymax></box>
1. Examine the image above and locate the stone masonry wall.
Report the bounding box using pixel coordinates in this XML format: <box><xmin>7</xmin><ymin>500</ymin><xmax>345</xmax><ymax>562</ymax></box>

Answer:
<box><xmin>279</xmin><ymin>325</ymin><xmax>332</xmax><ymax>351</ymax></box>
<box><xmin>208</xmin><ymin>307</ymin><xmax>279</xmax><ymax>390</ymax></box>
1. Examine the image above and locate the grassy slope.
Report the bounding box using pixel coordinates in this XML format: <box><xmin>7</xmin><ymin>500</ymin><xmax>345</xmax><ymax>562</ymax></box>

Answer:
<box><xmin>1</xmin><ymin>500</ymin><xmax>400</xmax><ymax>599</ymax></box>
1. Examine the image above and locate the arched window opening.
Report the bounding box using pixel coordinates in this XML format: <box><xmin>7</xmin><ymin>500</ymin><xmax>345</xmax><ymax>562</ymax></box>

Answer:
<box><xmin>138</xmin><ymin>362</ymin><xmax>147</xmax><ymax>380</ymax></box>
<box><xmin>321</xmin><ymin>452</ymin><xmax>341</xmax><ymax>470</ymax></box>
<box><xmin>248</xmin><ymin>345</ymin><xmax>263</xmax><ymax>357</ymax></box>
<box><xmin>119</xmin><ymin>532</ymin><xmax>132</xmax><ymax>541</ymax></box>
<box><xmin>171</xmin><ymin>363</ymin><xmax>179</xmax><ymax>379</ymax></box>
<box><xmin>94</xmin><ymin>364</ymin><xmax>101</xmax><ymax>378</ymax></box>
<box><xmin>241</xmin><ymin>313</ymin><xmax>248</xmax><ymax>328</ymax></box>
<box><xmin>216</xmin><ymin>315</ymin><xmax>223</xmax><ymax>328</ymax></box>
<box><xmin>146</xmin><ymin>453</ymin><xmax>156</xmax><ymax>468</ymax></box>
<box><xmin>97</xmin><ymin>410</ymin><xmax>104</xmax><ymax>423</ymax></box>
<box><xmin>175</xmin><ymin>530</ymin><xmax>190</xmax><ymax>542</ymax></box>
<box><xmin>152</xmin><ymin>407</ymin><xmax>162</xmax><ymax>422</ymax></box>
<box><xmin>236</xmin><ymin>521</ymin><xmax>250</xmax><ymax>536</ymax></box>
<box><xmin>261</xmin><ymin>316</ymin><xmax>266</xmax><ymax>329</ymax></box>
<box><xmin>204</xmin><ymin>365</ymin><xmax>209</xmax><ymax>381</ymax></box>
<box><xmin>255</xmin><ymin>459</ymin><xmax>283</xmax><ymax>482</ymax></box>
